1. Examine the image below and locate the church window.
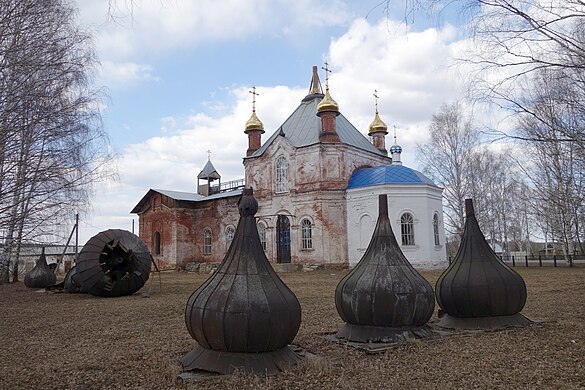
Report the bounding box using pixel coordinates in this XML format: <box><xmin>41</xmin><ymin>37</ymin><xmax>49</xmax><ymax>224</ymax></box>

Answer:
<box><xmin>257</xmin><ymin>222</ymin><xmax>267</xmax><ymax>251</ymax></box>
<box><xmin>433</xmin><ymin>213</ymin><xmax>440</xmax><ymax>246</ymax></box>
<box><xmin>401</xmin><ymin>213</ymin><xmax>415</xmax><ymax>246</ymax></box>
<box><xmin>275</xmin><ymin>155</ymin><xmax>289</xmax><ymax>193</ymax></box>
<box><xmin>154</xmin><ymin>231</ymin><xmax>161</xmax><ymax>255</ymax></box>
<box><xmin>301</xmin><ymin>218</ymin><xmax>313</xmax><ymax>250</ymax></box>
<box><xmin>226</xmin><ymin>226</ymin><xmax>235</xmax><ymax>250</ymax></box>
<box><xmin>204</xmin><ymin>229</ymin><xmax>212</xmax><ymax>255</ymax></box>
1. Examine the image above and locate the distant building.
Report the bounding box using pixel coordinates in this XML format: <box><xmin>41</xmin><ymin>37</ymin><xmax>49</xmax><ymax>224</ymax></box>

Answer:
<box><xmin>131</xmin><ymin>66</ymin><xmax>447</xmax><ymax>268</ymax></box>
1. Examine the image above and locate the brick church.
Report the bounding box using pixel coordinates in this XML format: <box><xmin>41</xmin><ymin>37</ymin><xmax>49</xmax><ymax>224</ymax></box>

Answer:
<box><xmin>131</xmin><ymin>66</ymin><xmax>447</xmax><ymax>269</ymax></box>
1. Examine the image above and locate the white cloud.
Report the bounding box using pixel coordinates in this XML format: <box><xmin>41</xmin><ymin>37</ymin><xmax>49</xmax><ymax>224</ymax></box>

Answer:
<box><xmin>77</xmin><ymin>0</ymin><xmax>352</xmax><ymax>62</ymax></box>
<box><xmin>325</xmin><ymin>18</ymin><xmax>469</xmax><ymax>166</ymax></box>
<box><xmin>79</xmin><ymin>16</ymin><xmax>481</xmax><ymax>243</ymax></box>
<box><xmin>100</xmin><ymin>61</ymin><xmax>158</xmax><ymax>87</ymax></box>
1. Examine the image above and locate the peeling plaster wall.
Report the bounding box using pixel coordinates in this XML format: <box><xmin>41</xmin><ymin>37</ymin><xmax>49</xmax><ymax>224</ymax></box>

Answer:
<box><xmin>346</xmin><ymin>184</ymin><xmax>447</xmax><ymax>268</ymax></box>
<box><xmin>137</xmin><ymin>193</ymin><xmax>240</xmax><ymax>268</ymax></box>
<box><xmin>244</xmin><ymin>137</ymin><xmax>391</xmax><ymax>266</ymax></box>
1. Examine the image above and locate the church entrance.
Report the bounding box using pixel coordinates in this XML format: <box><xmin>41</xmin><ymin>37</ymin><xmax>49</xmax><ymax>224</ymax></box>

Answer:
<box><xmin>276</xmin><ymin>215</ymin><xmax>291</xmax><ymax>263</ymax></box>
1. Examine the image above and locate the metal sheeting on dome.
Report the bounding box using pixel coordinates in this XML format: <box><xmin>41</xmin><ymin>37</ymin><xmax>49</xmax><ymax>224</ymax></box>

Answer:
<box><xmin>346</xmin><ymin>165</ymin><xmax>437</xmax><ymax>189</ymax></box>
<box><xmin>435</xmin><ymin>199</ymin><xmax>531</xmax><ymax>329</ymax></box>
<box><xmin>334</xmin><ymin>194</ymin><xmax>435</xmax><ymax>343</ymax></box>
<box><xmin>24</xmin><ymin>248</ymin><xmax>56</xmax><ymax>289</ymax></box>
<box><xmin>75</xmin><ymin>229</ymin><xmax>151</xmax><ymax>297</ymax></box>
<box><xmin>182</xmin><ymin>188</ymin><xmax>303</xmax><ymax>375</ymax></box>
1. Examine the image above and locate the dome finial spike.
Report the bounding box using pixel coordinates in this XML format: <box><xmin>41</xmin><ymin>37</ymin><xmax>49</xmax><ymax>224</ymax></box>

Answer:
<box><xmin>321</xmin><ymin>61</ymin><xmax>332</xmax><ymax>91</ymax></box>
<box><xmin>249</xmin><ymin>86</ymin><xmax>259</xmax><ymax>112</ymax></box>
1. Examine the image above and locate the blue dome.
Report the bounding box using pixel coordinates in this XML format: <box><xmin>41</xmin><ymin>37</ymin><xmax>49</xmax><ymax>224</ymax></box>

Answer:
<box><xmin>389</xmin><ymin>144</ymin><xmax>402</xmax><ymax>154</ymax></box>
<box><xmin>346</xmin><ymin>165</ymin><xmax>437</xmax><ymax>189</ymax></box>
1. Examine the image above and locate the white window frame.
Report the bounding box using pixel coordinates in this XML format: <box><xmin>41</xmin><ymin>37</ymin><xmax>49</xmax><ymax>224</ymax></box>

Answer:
<box><xmin>301</xmin><ymin>218</ymin><xmax>313</xmax><ymax>250</ymax></box>
<box><xmin>275</xmin><ymin>155</ymin><xmax>289</xmax><ymax>193</ymax></box>
<box><xmin>433</xmin><ymin>213</ymin><xmax>440</xmax><ymax>246</ymax></box>
<box><xmin>401</xmin><ymin>212</ymin><xmax>415</xmax><ymax>246</ymax></box>
<box><xmin>204</xmin><ymin>229</ymin><xmax>212</xmax><ymax>255</ymax></box>
<box><xmin>226</xmin><ymin>226</ymin><xmax>235</xmax><ymax>250</ymax></box>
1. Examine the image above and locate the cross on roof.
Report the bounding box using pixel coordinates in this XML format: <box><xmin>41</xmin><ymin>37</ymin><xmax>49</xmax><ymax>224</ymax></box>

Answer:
<box><xmin>207</xmin><ymin>149</ymin><xmax>211</xmax><ymax>161</ymax></box>
<box><xmin>393</xmin><ymin>125</ymin><xmax>397</xmax><ymax>144</ymax></box>
<box><xmin>373</xmin><ymin>89</ymin><xmax>379</xmax><ymax>113</ymax></box>
<box><xmin>249</xmin><ymin>86</ymin><xmax>259</xmax><ymax>112</ymax></box>
<box><xmin>321</xmin><ymin>61</ymin><xmax>332</xmax><ymax>90</ymax></box>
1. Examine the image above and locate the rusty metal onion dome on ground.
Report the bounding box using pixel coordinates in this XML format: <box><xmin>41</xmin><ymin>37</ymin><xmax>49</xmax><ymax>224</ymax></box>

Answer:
<box><xmin>435</xmin><ymin>199</ymin><xmax>530</xmax><ymax>329</ymax></box>
<box><xmin>75</xmin><ymin>229</ymin><xmax>151</xmax><ymax>297</ymax></box>
<box><xmin>334</xmin><ymin>194</ymin><xmax>435</xmax><ymax>342</ymax></box>
<box><xmin>182</xmin><ymin>187</ymin><xmax>302</xmax><ymax>375</ymax></box>
<box><xmin>24</xmin><ymin>247</ymin><xmax>56</xmax><ymax>289</ymax></box>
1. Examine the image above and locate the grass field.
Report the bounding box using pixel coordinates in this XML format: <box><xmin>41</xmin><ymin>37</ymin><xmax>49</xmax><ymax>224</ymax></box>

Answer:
<box><xmin>1</xmin><ymin>267</ymin><xmax>584</xmax><ymax>389</ymax></box>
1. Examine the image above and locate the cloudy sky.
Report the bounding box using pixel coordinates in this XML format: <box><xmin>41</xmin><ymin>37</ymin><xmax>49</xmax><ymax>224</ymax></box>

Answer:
<box><xmin>74</xmin><ymin>0</ymin><xmax>478</xmax><ymax>243</ymax></box>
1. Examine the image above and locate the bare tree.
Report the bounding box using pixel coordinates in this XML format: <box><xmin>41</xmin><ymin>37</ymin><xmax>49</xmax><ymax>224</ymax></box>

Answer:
<box><xmin>417</xmin><ymin>102</ymin><xmax>480</xmax><ymax>238</ymax></box>
<box><xmin>0</xmin><ymin>0</ymin><xmax>111</xmax><ymax>283</ymax></box>
<box><xmin>517</xmin><ymin>69</ymin><xmax>585</xmax><ymax>257</ymax></box>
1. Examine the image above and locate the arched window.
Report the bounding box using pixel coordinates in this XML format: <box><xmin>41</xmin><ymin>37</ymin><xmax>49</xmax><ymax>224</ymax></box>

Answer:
<box><xmin>226</xmin><ymin>226</ymin><xmax>235</xmax><ymax>250</ymax></box>
<box><xmin>401</xmin><ymin>213</ymin><xmax>415</xmax><ymax>246</ymax></box>
<box><xmin>301</xmin><ymin>218</ymin><xmax>313</xmax><ymax>250</ymax></box>
<box><xmin>257</xmin><ymin>222</ymin><xmax>267</xmax><ymax>251</ymax></box>
<box><xmin>433</xmin><ymin>213</ymin><xmax>440</xmax><ymax>246</ymax></box>
<box><xmin>359</xmin><ymin>214</ymin><xmax>373</xmax><ymax>248</ymax></box>
<box><xmin>154</xmin><ymin>231</ymin><xmax>161</xmax><ymax>255</ymax></box>
<box><xmin>275</xmin><ymin>155</ymin><xmax>288</xmax><ymax>193</ymax></box>
<box><xmin>204</xmin><ymin>229</ymin><xmax>212</xmax><ymax>255</ymax></box>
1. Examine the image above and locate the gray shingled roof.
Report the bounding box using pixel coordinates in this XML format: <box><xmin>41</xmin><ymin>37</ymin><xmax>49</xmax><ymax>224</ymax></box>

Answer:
<box><xmin>197</xmin><ymin>160</ymin><xmax>221</xmax><ymax>180</ymax></box>
<box><xmin>247</xmin><ymin>94</ymin><xmax>385</xmax><ymax>158</ymax></box>
<box><xmin>130</xmin><ymin>188</ymin><xmax>242</xmax><ymax>214</ymax></box>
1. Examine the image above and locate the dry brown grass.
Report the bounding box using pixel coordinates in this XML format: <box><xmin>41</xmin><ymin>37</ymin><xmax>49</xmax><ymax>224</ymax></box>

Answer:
<box><xmin>1</xmin><ymin>267</ymin><xmax>584</xmax><ymax>389</ymax></box>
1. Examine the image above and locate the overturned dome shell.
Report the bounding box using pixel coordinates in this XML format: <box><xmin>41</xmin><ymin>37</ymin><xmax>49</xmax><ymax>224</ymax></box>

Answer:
<box><xmin>63</xmin><ymin>266</ymin><xmax>87</xmax><ymax>293</ymax></box>
<box><xmin>335</xmin><ymin>195</ymin><xmax>435</xmax><ymax>336</ymax></box>
<box><xmin>435</xmin><ymin>199</ymin><xmax>527</xmax><ymax>317</ymax></box>
<box><xmin>76</xmin><ymin>229</ymin><xmax>151</xmax><ymax>297</ymax></box>
<box><xmin>24</xmin><ymin>248</ymin><xmax>56</xmax><ymax>289</ymax></box>
<box><xmin>183</xmin><ymin>187</ymin><xmax>302</xmax><ymax>374</ymax></box>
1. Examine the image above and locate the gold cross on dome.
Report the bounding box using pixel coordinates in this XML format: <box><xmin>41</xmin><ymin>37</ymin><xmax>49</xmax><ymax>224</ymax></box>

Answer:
<box><xmin>207</xmin><ymin>149</ymin><xmax>211</xmax><ymax>161</ymax></box>
<box><xmin>249</xmin><ymin>86</ymin><xmax>259</xmax><ymax>112</ymax></box>
<box><xmin>373</xmin><ymin>89</ymin><xmax>379</xmax><ymax>113</ymax></box>
<box><xmin>322</xmin><ymin>61</ymin><xmax>332</xmax><ymax>90</ymax></box>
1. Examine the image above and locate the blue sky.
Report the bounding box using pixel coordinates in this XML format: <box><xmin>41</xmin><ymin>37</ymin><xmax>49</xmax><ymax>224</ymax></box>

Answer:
<box><xmin>73</xmin><ymin>0</ymin><xmax>479</xmax><ymax>243</ymax></box>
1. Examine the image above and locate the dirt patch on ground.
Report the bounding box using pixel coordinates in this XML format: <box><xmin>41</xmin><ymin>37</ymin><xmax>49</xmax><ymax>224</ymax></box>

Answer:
<box><xmin>1</xmin><ymin>267</ymin><xmax>584</xmax><ymax>389</ymax></box>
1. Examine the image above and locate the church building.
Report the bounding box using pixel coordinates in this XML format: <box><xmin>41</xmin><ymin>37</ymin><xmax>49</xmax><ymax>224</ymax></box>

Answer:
<box><xmin>131</xmin><ymin>66</ymin><xmax>447</xmax><ymax>269</ymax></box>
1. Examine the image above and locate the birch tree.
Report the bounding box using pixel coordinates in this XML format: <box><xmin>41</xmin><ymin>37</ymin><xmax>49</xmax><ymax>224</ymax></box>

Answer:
<box><xmin>0</xmin><ymin>0</ymin><xmax>110</xmax><ymax>283</ymax></box>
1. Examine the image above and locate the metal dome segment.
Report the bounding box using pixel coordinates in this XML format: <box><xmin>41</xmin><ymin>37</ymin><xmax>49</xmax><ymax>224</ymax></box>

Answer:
<box><xmin>24</xmin><ymin>247</ymin><xmax>56</xmax><ymax>289</ymax></box>
<box><xmin>435</xmin><ymin>199</ymin><xmax>532</xmax><ymax>329</ymax></box>
<box><xmin>334</xmin><ymin>194</ymin><xmax>435</xmax><ymax>343</ymax></box>
<box><xmin>75</xmin><ymin>229</ymin><xmax>151</xmax><ymax>297</ymax></box>
<box><xmin>182</xmin><ymin>188</ymin><xmax>303</xmax><ymax>375</ymax></box>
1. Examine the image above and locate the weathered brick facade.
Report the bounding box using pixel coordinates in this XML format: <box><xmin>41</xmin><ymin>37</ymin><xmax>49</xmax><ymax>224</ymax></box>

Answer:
<box><xmin>133</xmin><ymin>190</ymin><xmax>240</xmax><ymax>268</ymax></box>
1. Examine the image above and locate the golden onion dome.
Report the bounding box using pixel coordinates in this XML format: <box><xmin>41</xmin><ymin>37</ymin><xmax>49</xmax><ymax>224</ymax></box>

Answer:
<box><xmin>317</xmin><ymin>88</ymin><xmax>339</xmax><ymax>114</ymax></box>
<box><xmin>244</xmin><ymin>110</ymin><xmax>264</xmax><ymax>134</ymax></box>
<box><xmin>368</xmin><ymin>112</ymin><xmax>388</xmax><ymax>135</ymax></box>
